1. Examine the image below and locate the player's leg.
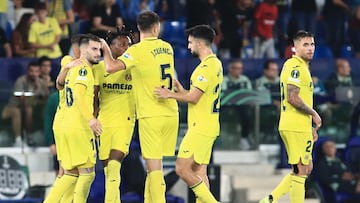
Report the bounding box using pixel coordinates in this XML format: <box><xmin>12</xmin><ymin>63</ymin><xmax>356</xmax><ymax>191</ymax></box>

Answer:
<box><xmin>289</xmin><ymin>131</ymin><xmax>314</xmax><ymax>203</ymax></box>
<box><xmin>44</xmin><ymin>129</ymin><xmax>78</xmax><ymax>203</ymax></box>
<box><xmin>71</xmin><ymin>129</ymin><xmax>97</xmax><ymax>203</ymax></box>
<box><xmin>176</xmin><ymin>132</ymin><xmax>217</xmax><ymax>203</ymax></box>
<box><xmin>139</xmin><ymin>116</ymin><xmax>177</xmax><ymax>203</ymax></box>
<box><xmin>73</xmin><ymin>166</ymin><xmax>95</xmax><ymax>203</ymax></box>
<box><xmin>260</xmin><ymin>131</ymin><xmax>292</xmax><ymax>203</ymax></box>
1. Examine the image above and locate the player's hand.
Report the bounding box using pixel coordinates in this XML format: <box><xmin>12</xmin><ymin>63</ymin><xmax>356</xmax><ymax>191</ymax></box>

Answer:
<box><xmin>312</xmin><ymin>127</ymin><xmax>318</xmax><ymax>142</ymax></box>
<box><xmin>49</xmin><ymin>144</ymin><xmax>57</xmax><ymax>155</ymax></box>
<box><xmin>89</xmin><ymin>118</ymin><xmax>102</xmax><ymax>136</ymax></box>
<box><xmin>65</xmin><ymin>59</ymin><xmax>82</xmax><ymax>69</ymax></box>
<box><xmin>99</xmin><ymin>38</ymin><xmax>108</xmax><ymax>49</ymax></box>
<box><xmin>174</xmin><ymin>79</ymin><xmax>184</xmax><ymax>93</ymax></box>
<box><xmin>312</xmin><ymin>110</ymin><xmax>322</xmax><ymax>131</ymax></box>
<box><xmin>154</xmin><ymin>86</ymin><xmax>171</xmax><ymax>99</ymax></box>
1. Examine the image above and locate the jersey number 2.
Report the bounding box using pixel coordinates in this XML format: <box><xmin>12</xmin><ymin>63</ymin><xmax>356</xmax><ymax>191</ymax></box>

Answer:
<box><xmin>212</xmin><ymin>84</ymin><xmax>220</xmax><ymax>113</ymax></box>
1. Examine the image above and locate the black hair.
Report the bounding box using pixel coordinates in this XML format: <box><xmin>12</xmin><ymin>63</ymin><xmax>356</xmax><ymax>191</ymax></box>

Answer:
<box><xmin>34</xmin><ymin>2</ymin><xmax>47</xmax><ymax>11</ymax></box>
<box><xmin>185</xmin><ymin>24</ymin><xmax>215</xmax><ymax>45</ymax></box>
<box><xmin>293</xmin><ymin>30</ymin><xmax>314</xmax><ymax>43</ymax></box>
<box><xmin>71</xmin><ymin>34</ymin><xmax>88</xmax><ymax>45</ymax></box>
<box><xmin>105</xmin><ymin>26</ymin><xmax>133</xmax><ymax>45</ymax></box>
<box><xmin>263</xmin><ymin>59</ymin><xmax>277</xmax><ymax>70</ymax></box>
<box><xmin>27</xmin><ymin>61</ymin><xmax>39</xmax><ymax>69</ymax></box>
<box><xmin>78</xmin><ymin>33</ymin><xmax>100</xmax><ymax>47</ymax></box>
<box><xmin>38</xmin><ymin>56</ymin><xmax>51</xmax><ymax>66</ymax></box>
<box><xmin>136</xmin><ymin>11</ymin><xmax>160</xmax><ymax>32</ymax></box>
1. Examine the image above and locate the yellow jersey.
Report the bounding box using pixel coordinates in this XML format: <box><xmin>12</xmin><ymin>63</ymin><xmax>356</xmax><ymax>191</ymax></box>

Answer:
<box><xmin>278</xmin><ymin>55</ymin><xmax>313</xmax><ymax>133</ymax></box>
<box><xmin>28</xmin><ymin>17</ymin><xmax>62</xmax><ymax>58</ymax></box>
<box><xmin>93</xmin><ymin>61</ymin><xmax>135</xmax><ymax>127</ymax></box>
<box><xmin>188</xmin><ymin>54</ymin><xmax>223</xmax><ymax>137</ymax></box>
<box><xmin>52</xmin><ymin>55</ymin><xmax>73</xmax><ymax>130</ymax></box>
<box><xmin>118</xmin><ymin>37</ymin><xmax>178</xmax><ymax>119</ymax></box>
<box><xmin>62</xmin><ymin>62</ymin><xmax>94</xmax><ymax>130</ymax></box>
<box><xmin>0</xmin><ymin>0</ymin><xmax>7</xmax><ymax>13</ymax></box>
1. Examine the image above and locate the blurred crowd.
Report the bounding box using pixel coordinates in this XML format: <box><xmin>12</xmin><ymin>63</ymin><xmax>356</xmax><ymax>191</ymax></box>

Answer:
<box><xmin>0</xmin><ymin>0</ymin><xmax>360</xmax><ymax>60</ymax></box>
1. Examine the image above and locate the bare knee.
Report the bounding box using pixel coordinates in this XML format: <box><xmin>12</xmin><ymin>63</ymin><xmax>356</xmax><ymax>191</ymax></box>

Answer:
<box><xmin>78</xmin><ymin>167</ymin><xmax>95</xmax><ymax>174</ymax></box>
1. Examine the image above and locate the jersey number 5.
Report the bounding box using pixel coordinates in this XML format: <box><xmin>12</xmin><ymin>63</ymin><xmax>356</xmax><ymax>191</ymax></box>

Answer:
<box><xmin>160</xmin><ymin>64</ymin><xmax>173</xmax><ymax>90</ymax></box>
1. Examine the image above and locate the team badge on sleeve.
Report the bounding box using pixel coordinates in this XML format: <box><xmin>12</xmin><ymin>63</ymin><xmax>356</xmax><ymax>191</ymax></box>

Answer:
<box><xmin>291</xmin><ymin>70</ymin><xmax>300</xmax><ymax>78</ymax></box>
<box><xmin>197</xmin><ymin>75</ymin><xmax>207</xmax><ymax>82</ymax></box>
<box><xmin>123</xmin><ymin>53</ymin><xmax>133</xmax><ymax>60</ymax></box>
<box><xmin>289</xmin><ymin>70</ymin><xmax>300</xmax><ymax>83</ymax></box>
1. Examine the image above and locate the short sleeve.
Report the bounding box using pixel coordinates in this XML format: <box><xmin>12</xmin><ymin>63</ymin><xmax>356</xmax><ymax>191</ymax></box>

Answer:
<box><xmin>51</xmin><ymin>17</ymin><xmax>62</xmax><ymax>35</ymax></box>
<box><xmin>192</xmin><ymin>66</ymin><xmax>212</xmax><ymax>92</ymax></box>
<box><xmin>117</xmin><ymin>46</ymin><xmax>137</xmax><ymax>70</ymax></box>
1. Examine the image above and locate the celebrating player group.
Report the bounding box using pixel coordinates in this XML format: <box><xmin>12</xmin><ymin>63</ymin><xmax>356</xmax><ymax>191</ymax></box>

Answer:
<box><xmin>43</xmin><ymin>10</ymin><xmax>222</xmax><ymax>203</ymax></box>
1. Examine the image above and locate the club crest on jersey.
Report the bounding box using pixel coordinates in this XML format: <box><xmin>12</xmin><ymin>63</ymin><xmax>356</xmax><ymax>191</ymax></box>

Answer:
<box><xmin>125</xmin><ymin>74</ymin><xmax>132</xmax><ymax>81</ymax></box>
<box><xmin>291</xmin><ymin>70</ymin><xmax>300</xmax><ymax>78</ymax></box>
<box><xmin>123</xmin><ymin>53</ymin><xmax>133</xmax><ymax>60</ymax></box>
<box><xmin>197</xmin><ymin>75</ymin><xmax>207</xmax><ymax>82</ymax></box>
<box><xmin>79</xmin><ymin>68</ymin><xmax>87</xmax><ymax>76</ymax></box>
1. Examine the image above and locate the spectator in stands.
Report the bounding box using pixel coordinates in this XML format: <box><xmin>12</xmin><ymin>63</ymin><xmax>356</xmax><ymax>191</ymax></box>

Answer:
<box><xmin>255</xmin><ymin>59</ymin><xmax>280</xmax><ymax>109</ymax></box>
<box><xmin>29</xmin><ymin>2</ymin><xmax>62</xmax><ymax>59</ymax></box>
<box><xmin>155</xmin><ymin>0</ymin><xmax>174</xmax><ymax>21</ymax></box>
<box><xmin>90</xmin><ymin>0</ymin><xmax>123</xmax><ymax>39</ymax></box>
<box><xmin>0</xmin><ymin>0</ymin><xmax>7</xmax><ymax>30</ymax></box>
<box><xmin>38</xmin><ymin>56</ymin><xmax>55</xmax><ymax>92</ymax></box>
<box><xmin>10</xmin><ymin>0</ymin><xmax>34</xmax><ymax>27</ymax></box>
<box><xmin>73</xmin><ymin>0</ymin><xmax>95</xmax><ymax>20</ymax></box>
<box><xmin>253</xmin><ymin>0</ymin><xmax>278</xmax><ymax>59</ymax></box>
<box><xmin>11</xmin><ymin>13</ymin><xmax>36</xmax><ymax>58</ymax></box>
<box><xmin>222</xmin><ymin>59</ymin><xmax>253</xmax><ymax>150</ymax></box>
<box><xmin>46</xmin><ymin>0</ymin><xmax>75</xmax><ymax>55</ymax></box>
<box><xmin>1</xmin><ymin>61</ymin><xmax>49</xmax><ymax>147</ymax></box>
<box><xmin>276</xmin><ymin>0</ymin><xmax>291</xmax><ymax>58</ymax></box>
<box><xmin>322</xmin><ymin>0</ymin><xmax>350</xmax><ymax>56</ymax></box>
<box><xmin>324</xmin><ymin>58</ymin><xmax>355</xmax><ymax>97</ymax></box>
<box><xmin>216</xmin><ymin>0</ymin><xmax>254</xmax><ymax>59</ymax></box>
<box><xmin>349</xmin><ymin>5</ymin><xmax>360</xmax><ymax>58</ymax></box>
<box><xmin>186</xmin><ymin>0</ymin><xmax>221</xmax><ymax>54</ymax></box>
<box><xmin>126</xmin><ymin>0</ymin><xmax>155</xmax><ymax>43</ymax></box>
<box><xmin>291</xmin><ymin>0</ymin><xmax>317</xmax><ymax>35</ymax></box>
<box><xmin>0</xmin><ymin>27</ymin><xmax>12</xmax><ymax>58</ymax></box>
<box><xmin>23</xmin><ymin>0</ymin><xmax>41</xmax><ymax>9</ymax></box>
<box><xmin>315</xmin><ymin>139</ymin><xmax>360</xmax><ymax>194</ymax></box>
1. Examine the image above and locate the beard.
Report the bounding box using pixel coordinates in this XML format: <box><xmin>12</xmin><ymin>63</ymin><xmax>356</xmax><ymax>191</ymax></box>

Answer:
<box><xmin>88</xmin><ymin>57</ymin><xmax>100</xmax><ymax>65</ymax></box>
<box><xmin>191</xmin><ymin>51</ymin><xmax>199</xmax><ymax>58</ymax></box>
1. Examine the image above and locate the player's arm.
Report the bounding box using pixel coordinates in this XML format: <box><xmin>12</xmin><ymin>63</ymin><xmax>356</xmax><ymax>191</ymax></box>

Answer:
<box><xmin>93</xmin><ymin>85</ymin><xmax>100</xmax><ymax>118</ymax></box>
<box><xmin>74</xmin><ymin>83</ymin><xmax>102</xmax><ymax>135</ymax></box>
<box><xmin>287</xmin><ymin>84</ymin><xmax>322</xmax><ymax>129</ymax></box>
<box><xmin>56</xmin><ymin>59</ymin><xmax>81</xmax><ymax>90</ymax></box>
<box><xmin>155</xmin><ymin>80</ymin><xmax>203</xmax><ymax>104</ymax></box>
<box><xmin>100</xmin><ymin>38</ymin><xmax>126</xmax><ymax>73</ymax></box>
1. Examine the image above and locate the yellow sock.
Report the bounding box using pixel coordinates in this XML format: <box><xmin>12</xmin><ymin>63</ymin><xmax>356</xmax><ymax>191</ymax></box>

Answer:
<box><xmin>271</xmin><ymin>173</ymin><xmax>291</xmax><ymax>202</ymax></box>
<box><xmin>43</xmin><ymin>174</ymin><xmax>78</xmax><ymax>203</ymax></box>
<box><xmin>144</xmin><ymin>174</ymin><xmax>151</xmax><ymax>203</ymax></box>
<box><xmin>289</xmin><ymin>175</ymin><xmax>306</xmax><ymax>203</ymax></box>
<box><xmin>148</xmin><ymin>170</ymin><xmax>166</xmax><ymax>203</ymax></box>
<box><xmin>73</xmin><ymin>172</ymin><xmax>95</xmax><ymax>203</ymax></box>
<box><xmin>191</xmin><ymin>181</ymin><xmax>217</xmax><ymax>203</ymax></box>
<box><xmin>60</xmin><ymin>180</ymin><xmax>76</xmax><ymax>203</ymax></box>
<box><xmin>105</xmin><ymin>160</ymin><xmax>121</xmax><ymax>203</ymax></box>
